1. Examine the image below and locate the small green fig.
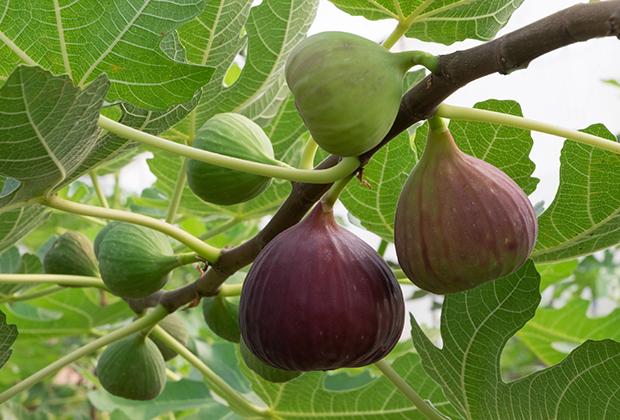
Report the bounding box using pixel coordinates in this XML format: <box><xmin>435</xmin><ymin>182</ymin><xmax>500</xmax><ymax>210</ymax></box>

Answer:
<box><xmin>96</xmin><ymin>223</ymin><xmax>195</xmax><ymax>298</ymax></box>
<box><xmin>202</xmin><ymin>295</ymin><xmax>240</xmax><ymax>343</ymax></box>
<box><xmin>285</xmin><ymin>31</ymin><xmax>417</xmax><ymax>156</ymax></box>
<box><xmin>43</xmin><ymin>232</ymin><xmax>98</xmax><ymax>277</ymax></box>
<box><xmin>187</xmin><ymin>113</ymin><xmax>277</xmax><ymax>205</ymax></box>
<box><xmin>151</xmin><ymin>314</ymin><xmax>189</xmax><ymax>361</ymax></box>
<box><xmin>394</xmin><ymin>123</ymin><xmax>538</xmax><ymax>294</ymax></box>
<box><xmin>240</xmin><ymin>339</ymin><xmax>300</xmax><ymax>383</ymax></box>
<box><xmin>96</xmin><ymin>334</ymin><xmax>166</xmax><ymax>401</ymax></box>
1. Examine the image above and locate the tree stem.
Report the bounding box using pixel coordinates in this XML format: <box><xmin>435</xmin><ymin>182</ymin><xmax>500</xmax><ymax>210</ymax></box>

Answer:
<box><xmin>89</xmin><ymin>172</ymin><xmax>109</xmax><ymax>208</ymax></box>
<box><xmin>165</xmin><ymin>157</ymin><xmax>189</xmax><ymax>224</ymax></box>
<box><xmin>97</xmin><ymin>115</ymin><xmax>359</xmax><ymax>184</ymax></box>
<box><xmin>374</xmin><ymin>360</ymin><xmax>446</xmax><ymax>420</ymax></box>
<box><xmin>41</xmin><ymin>195</ymin><xmax>221</xmax><ymax>262</ymax></box>
<box><xmin>150</xmin><ymin>326</ymin><xmax>271</xmax><ymax>418</ymax></box>
<box><xmin>436</xmin><ymin>104</ymin><xmax>620</xmax><ymax>155</ymax></box>
<box><xmin>0</xmin><ymin>285</ymin><xmax>65</xmax><ymax>303</ymax></box>
<box><xmin>0</xmin><ymin>274</ymin><xmax>106</xmax><ymax>289</ymax></box>
<box><xmin>0</xmin><ymin>306</ymin><xmax>168</xmax><ymax>404</ymax></box>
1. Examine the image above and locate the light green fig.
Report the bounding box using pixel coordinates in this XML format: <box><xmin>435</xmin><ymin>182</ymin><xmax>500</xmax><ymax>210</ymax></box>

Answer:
<box><xmin>286</xmin><ymin>31</ymin><xmax>419</xmax><ymax>156</ymax></box>
<box><xmin>240</xmin><ymin>339</ymin><xmax>300</xmax><ymax>383</ymax></box>
<box><xmin>43</xmin><ymin>232</ymin><xmax>98</xmax><ymax>277</ymax></box>
<box><xmin>151</xmin><ymin>314</ymin><xmax>189</xmax><ymax>361</ymax></box>
<box><xmin>96</xmin><ymin>223</ymin><xmax>196</xmax><ymax>298</ymax></box>
<box><xmin>96</xmin><ymin>334</ymin><xmax>166</xmax><ymax>401</ymax></box>
<box><xmin>187</xmin><ymin>113</ymin><xmax>277</xmax><ymax>205</ymax></box>
<box><xmin>202</xmin><ymin>295</ymin><xmax>240</xmax><ymax>343</ymax></box>
<box><xmin>94</xmin><ymin>222</ymin><xmax>119</xmax><ymax>258</ymax></box>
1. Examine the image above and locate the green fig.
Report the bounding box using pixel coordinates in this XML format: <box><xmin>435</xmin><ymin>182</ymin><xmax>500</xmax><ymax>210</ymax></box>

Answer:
<box><xmin>94</xmin><ymin>222</ymin><xmax>119</xmax><ymax>258</ymax></box>
<box><xmin>96</xmin><ymin>334</ymin><xmax>166</xmax><ymax>401</ymax></box>
<box><xmin>240</xmin><ymin>339</ymin><xmax>300</xmax><ymax>383</ymax></box>
<box><xmin>285</xmin><ymin>31</ymin><xmax>418</xmax><ymax>156</ymax></box>
<box><xmin>151</xmin><ymin>314</ymin><xmax>189</xmax><ymax>361</ymax></box>
<box><xmin>43</xmin><ymin>232</ymin><xmax>98</xmax><ymax>277</ymax></box>
<box><xmin>187</xmin><ymin>113</ymin><xmax>277</xmax><ymax>205</ymax></box>
<box><xmin>202</xmin><ymin>295</ymin><xmax>240</xmax><ymax>343</ymax></box>
<box><xmin>394</xmin><ymin>122</ymin><xmax>538</xmax><ymax>294</ymax></box>
<box><xmin>96</xmin><ymin>223</ymin><xmax>196</xmax><ymax>298</ymax></box>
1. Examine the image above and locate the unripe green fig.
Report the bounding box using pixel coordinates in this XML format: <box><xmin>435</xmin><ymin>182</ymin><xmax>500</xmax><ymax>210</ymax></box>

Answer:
<box><xmin>394</xmin><ymin>123</ymin><xmax>538</xmax><ymax>294</ymax></box>
<box><xmin>151</xmin><ymin>314</ymin><xmax>189</xmax><ymax>361</ymax></box>
<box><xmin>286</xmin><ymin>31</ymin><xmax>417</xmax><ymax>156</ymax></box>
<box><xmin>240</xmin><ymin>339</ymin><xmax>300</xmax><ymax>383</ymax></box>
<box><xmin>202</xmin><ymin>295</ymin><xmax>240</xmax><ymax>343</ymax></box>
<box><xmin>187</xmin><ymin>113</ymin><xmax>277</xmax><ymax>205</ymax></box>
<box><xmin>96</xmin><ymin>334</ymin><xmax>166</xmax><ymax>401</ymax></box>
<box><xmin>96</xmin><ymin>223</ymin><xmax>195</xmax><ymax>298</ymax></box>
<box><xmin>43</xmin><ymin>232</ymin><xmax>98</xmax><ymax>277</ymax></box>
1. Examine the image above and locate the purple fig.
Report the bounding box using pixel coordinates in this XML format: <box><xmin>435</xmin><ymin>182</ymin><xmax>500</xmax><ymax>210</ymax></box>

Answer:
<box><xmin>239</xmin><ymin>205</ymin><xmax>404</xmax><ymax>371</ymax></box>
<box><xmin>394</xmin><ymin>123</ymin><xmax>537</xmax><ymax>294</ymax></box>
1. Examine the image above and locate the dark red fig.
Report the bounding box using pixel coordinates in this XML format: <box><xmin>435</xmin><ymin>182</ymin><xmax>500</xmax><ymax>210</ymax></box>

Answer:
<box><xmin>394</xmin><ymin>123</ymin><xmax>537</xmax><ymax>294</ymax></box>
<box><xmin>239</xmin><ymin>204</ymin><xmax>404</xmax><ymax>371</ymax></box>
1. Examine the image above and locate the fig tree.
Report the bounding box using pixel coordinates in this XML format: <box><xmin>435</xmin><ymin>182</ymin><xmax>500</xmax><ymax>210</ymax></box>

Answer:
<box><xmin>239</xmin><ymin>204</ymin><xmax>405</xmax><ymax>371</ymax></box>
<box><xmin>96</xmin><ymin>334</ymin><xmax>166</xmax><ymax>401</ymax></box>
<box><xmin>202</xmin><ymin>295</ymin><xmax>240</xmax><ymax>343</ymax></box>
<box><xmin>240</xmin><ymin>339</ymin><xmax>300</xmax><ymax>383</ymax></box>
<box><xmin>96</xmin><ymin>223</ymin><xmax>195</xmax><ymax>298</ymax></box>
<box><xmin>43</xmin><ymin>232</ymin><xmax>98</xmax><ymax>277</ymax></box>
<box><xmin>285</xmin><ymin>31</ymin><xmax>419</xmax><ymax>156</ymax></box>
<box><xmin>394</xmin><ymin>123</ymin><xmax>538</xmax><ymax>294</ymax></box>
<box><xmin>187</xmin><ymin>113</ymin><xmax>277</xmax><ymax>205</ymax></box>
<box><xmin>150</xmin><ymin>314</ymin><xmax>189</xmax><ymax>361</ymax></box>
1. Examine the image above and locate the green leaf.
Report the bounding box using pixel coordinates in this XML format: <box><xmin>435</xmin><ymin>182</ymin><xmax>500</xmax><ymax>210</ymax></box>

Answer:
<box><xmin>0</xmin><ymin>311</ymin><xmax>17</xmax><ymax>369</ymax></box>
<box><xmin>329</xmin><ymin>0</ymin><xmax>524</xmax><ymax>45</ymax></box>
<box><xmin>536</xmin><ymin>259</ymin><xmax>578</xmax><ymax>290</ymax></box>
<box><xmin>0</xmin><ymin>0</ymin><xmax>213</xmax><ymax>109</ymax></box>
<box><xmin>411</xmin><ymin>261</ymin><xmax>620</xmax><ymax>419</ymax></box>
<box><xmin>532</xmin><ymin>124</ymin><xmax>620</xmax><ymax>262</ymax></box>
<box><xmin>0</xmin><ymin>66</ymin><xmax>108</xmax><ymax>208</ymax></box>
<box><xmin>242</xmin><ymin>350</ymin><xmax>457</xmax><ymax>419</ymax></box>
<box><xmin>0</xmin><ymin>246</ymin><xmax>42</xmax><ymax>296</ymax></box>
<box><xmin>518</xmin><ymin>298</ymin><xmax>620</xmax><ymax>366</ymax></box>
<box><xmin>0</xmin><ymin>205</ymin><xmax>49</xmax><ymax>253</ymax></box>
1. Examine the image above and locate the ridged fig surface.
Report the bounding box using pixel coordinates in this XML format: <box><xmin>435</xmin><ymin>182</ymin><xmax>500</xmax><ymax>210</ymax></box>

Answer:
<box><xmin>96</xmin><ymin>335</ymin><xmax>166</xmax><ymax>401</ymax></box>
<box><xmin>43</xmin><ymin>232</ymin><xmax>98</xmax><ymax>277</ymax></box>
<box><xmin>95</xmin><ymin>223</ymin><xmax>180</xmax><ymax>298</ymax></box>
<box><xmin>394</xmin><ymin>126</ymin><xmax>537</xmax><ymax>294</ymax></box>
<box><xmin>151</xmin><ymin>314</ymin><xmax>189</xmax><ymax>361</ymax></box>
<box><xmin>202</xmin><ymin>295</ymin><xmax>240</xmax><ymax>343</ymax></box>
<box><xmin>240</xmin><ymin>205</ymin><xmax>404</xmax><ymax>371</ymax></box>
<box><xmin>285</xmin><ymin>31</ymin><xmax>414</xmax><ymax>157</ymax></box>
<box><xmin>187</xmin><ymin>113</ymin><xmax>276</xmax><ymax>205</ymax></box>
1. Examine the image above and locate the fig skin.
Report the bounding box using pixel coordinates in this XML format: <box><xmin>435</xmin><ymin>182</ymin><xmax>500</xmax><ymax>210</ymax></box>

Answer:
<box><xmin>285</xmin><ymin>31</ymin><xmax>415</xmax><ymax>157</ymax></box>
<box><xmin>43</xmin><ymin>232</ymin><xmax>98</xmax><ymax>277</ymax></box>
<box><xmin>202</xmin><ymin>295</ymin><xmax>241</xmax><ymax>343</ymax></box>
<box><xmin>239</xmin><ymin>204</ymin><xmax>405</xmax><ymax>371</ymax></box>
<box><xmin>394</xmin><ymin>124</ymin><xmax>538</xmax><ymax>294</ymax></box>
<box><xmin>151</xmin><ymin>314</ymin><xmax>189</xmax><ymax>361</ymax></box>
<box><xmin>240</xmin><ymin>338</ymin><xmax>300</xmax><ymax>383</ymax></box>
<box><xmin>96</xmin><ymin>334</ymin><xmax>166</xmax><ymax>401</ymax></box>
<box><xmin>187</xmin><ymin>113</ymin><xmax>276</xmax><ymax>205</ymax></box>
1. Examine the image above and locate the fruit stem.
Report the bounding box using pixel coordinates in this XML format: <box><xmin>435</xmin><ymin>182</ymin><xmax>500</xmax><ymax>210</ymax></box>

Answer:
<box><xmin>374</xmin><ymin>360</ymin><xmax>447</xmax><ymax>420</ymax></box>
<box><xmin>150</xmin><ymin>325</ymin><xmax>272</xmax><ymax>418</ymax></box>
<box><xmin>428</xmin><ymin>114</ymin><xmax>448</xmax><ymax>132</ymax></box>
<box><xmin>0</xmin><ymin>305</ymin><xmax>168</xmax><ymax>404</ymax></box>
<box><xmin>321</xmin><ymin>173</ymin><xmax>354</xmax><ymax>211</ymax></box>
<box><xmin>0</xmin><ymin>274</ymin><xmax>107</xmax><ymax>289</ymax></box>
<box><xmin>41</xmin><ymin>195</ymin><xmax>222</xmax><ymax>263</ymax></box>
<box><xmin>299</xmin><ymin>136</ymin><xmax>319</xmax><ymax>169</ymax></box>
<box><xmin>436</xmin><ymin>103</ymin><xmax>620</xmax><ymax>155</ymax></box>
<box><xmin>175</xmin><ymin>252</ymin><xmax>198</xmax><ymax>267</ymax></box>
<box><xmin>97</xmin><ymin>115</ymin><xmax>360</xmax><ymax>184</ymax></box>
<box><xmin>89</xmin><ymin>172</ymin><xmax>109</xmax><ymax>208</ymax></box>
<box><xmin>219</xmin><ymin>283</ymin><xmax>243</xmax><ymax>297</ymax></box>
<box><xmin>395</xmin><ymin>50</ymin><xmax>439</xmax><ymax>74</ymax></box>
<box><xmin>165</xmin><ymin>156</ymin><xmax>189</xmax><ymax>224</ymax></box>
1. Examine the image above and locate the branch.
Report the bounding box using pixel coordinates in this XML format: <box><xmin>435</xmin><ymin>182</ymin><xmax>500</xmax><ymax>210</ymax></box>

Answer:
<box><xmin>132</xmin><ymin>1</ymin><xmax>620</xmax><ymax>310</ymax></box>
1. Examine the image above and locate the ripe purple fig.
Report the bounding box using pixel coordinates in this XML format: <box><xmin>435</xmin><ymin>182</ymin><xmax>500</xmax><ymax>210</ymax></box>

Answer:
<box><xmin>239</xmin><ymin>205</ymin><xmax>404</xmax><ymax>371</ymax></box>
<box><xmin>394</xmin><ymin>122</ymin><xmax>537</xmax><ymax>294</ymax></box>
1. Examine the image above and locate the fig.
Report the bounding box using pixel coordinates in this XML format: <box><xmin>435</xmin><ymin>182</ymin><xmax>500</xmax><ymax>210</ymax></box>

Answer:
<box><xmin>202</xmin><ymin>295</ymin><xmax>240</xmax><ymax>343</ymax></box>
<box><xmin>96</xmin><ymin>334</ymin><xmax>166</xmax><ymax>401</ymax></box>
<box><xmin>394</xmin><ymin>123</ymin><xmax>537</xmax><ymax>294</ymax></box>
<box><xmin>285</xmin><ymin>32</ymin><xmax>416</xmax><ymax>156</ymax></box>
<box><xmin>187</xmin><ymin>113</ymin><xmax>277</xmax><ymax>205</ymax></box>
<box><xmin>43</xmin><ymin>232</ymin><xmax>98</xmax><ymax>277</ymax></box>
<box><xmin>151</xmin><ymin>314</ymin><xmax>189</xmax><ymax>361</ymax></box>
<box><xmin>240</xmin><ymin>339</ymin><xmax>300</xmax><ymax>383</ymax></box>
<box><xmin>96</xmin><ymin>223</ymin><xmax>195</xmax><ymax>298</ymax></box>
<box><xmin>239</xmin><ymin>204</ymin><xmax>404</xmax><ymax>371</ymax></box>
